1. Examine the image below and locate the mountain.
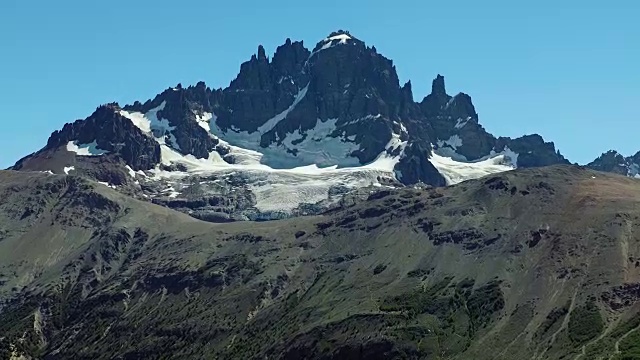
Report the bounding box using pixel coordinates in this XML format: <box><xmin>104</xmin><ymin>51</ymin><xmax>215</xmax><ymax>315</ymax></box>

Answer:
<box><xmin>586</xmin><ymin>150</ymin><xmax>640</xmax><ymax>178</ymax></box>
<box><xmin>2</xmin><ymin>165</ymin><xmax>640</xmax><ymax>359</ymax></box>
<box><xmin>4</xmin><ymin>29</ymin><xmax>640</xmax><ymax>360</ymax></box>
<box><xmin>10</xmin><ymin>30</ymin><xmax>571</xmax><ymax>221</ymax></box>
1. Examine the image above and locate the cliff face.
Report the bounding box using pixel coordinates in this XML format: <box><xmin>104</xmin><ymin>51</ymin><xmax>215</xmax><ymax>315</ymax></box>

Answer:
<box><xmin>11</xmin><ymin>31</ymin><xmax>574</xmax><ymax>220</ymax></box>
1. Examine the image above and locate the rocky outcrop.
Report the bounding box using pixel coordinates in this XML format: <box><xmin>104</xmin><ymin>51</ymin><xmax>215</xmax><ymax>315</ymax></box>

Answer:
<box><xmin>419</xmin><ymin>76</ymin><xmax>497</xmax><ymax>161</ymax></box>
<box><xmin>44</xmin><ymin>104</ymin><xmax>161</xmax><ymax>170</ymax></box>
<box><xmin>396</xmin><ymin>142</ymin><xmax>447</xmax><ymax>186</ymax></box>
<box><xmin>123</xmin><ymin>87</ymin><xmax>222</xmax><ymax>159</ymax></box>
<box><xmin>214</xmin><ymin>40</ymin><xmax>311</xmax><ymax>133</ymax></box>
<box><xmin>13</xmin><ymin>30</ymin><xmax>578</xmax><ymax>198</ymax></box>
<box><xmin>420</xmin><ymin>75</ymin><xmax>451</xmax><ymax>117</ymax></box>
<box><xmin>587</xmin><ymin>150</ymin><xmax>640</xmax><ymax>177</ymax></box>
<box><xmin>495</xmin><ymin>135</ymin><xmax>569</xmax><ymax>167</ymax></box>
<box><xmin>419</xmin><ymin>74</ymin><xmax>568</xmax><ymax>167</ymax></box>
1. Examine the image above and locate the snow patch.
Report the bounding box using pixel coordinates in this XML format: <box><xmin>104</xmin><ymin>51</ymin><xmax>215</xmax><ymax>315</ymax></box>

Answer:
<box><xmin>342</xmin><ymin>114</ymin><xmax>382</xmax><ymax>126</ymax></box>
<box><xmin>455</xmin><ymin>117</ymin><xmax>471</xmax><ymax>129</ymax></box>
<box><xmin>327</xmin><ymin>33</ymin><xmax>352</xmax><ymax>43</ymax></box>
<box><xmin>147</xmin><ymin>139</ymin><xmax>403</xmax><ymax>214</ymax></box>
<box><xmin>162</xmin><ymin>186</ymin><xmax>180</xmax><ymax>198</ymax></box>
<box><xmin>362</xmin><ymin>130</ymin><xmax>407</xmax><ymax>173</ymax></box>
<box><xmin>119</xmin><ymin>109</ymin><xmax>151</xmax><ymax>133</ymax></box>
<box><xmin>258</xmin><ymin>85</ymin><xmax>309</xmax><ymax>134</ymax></box>
<box><xmin>63</xmin><ymin>166</ymin><xmax>75</xmax><ymax>175</ymax></box>
<box><xmin>277</xmin><ymin>76</ymin><xmax>294</xmax><ymax>85</ymax></box>
<box><xmin>158</xmin><ymin>145</ymin><xmax>228</xmax><ymax>171</ymax></box>
<box><xmin>437</xmin><ymin>135</ymin><xmax>463</xmax><ymax>150</ymax></box>
<box><xmin>97</xmin><ymin>182</ymin><xmax>117</xmax><ymax>189</ymax></box>
<box><xmin>66</xmin><ymin>141</ymin><xmax>109</xmax><ymax>156</ymax></box>
<box><xmin>501</xmin><ymin>147</ymin><xmax>519</xmax><ymax>167</ymax></box>
<box><xmin>435</xmin><ymin>135</ymin><xmax>467</xmax><ymax>161</ymax></box>
<box><xmin>429</xmin><ymin>151</ymin><xmax>516</xmax><ymax>185</ymax></box>
<box><xmin>398</xmin><ymin>122</ymin><xmax>408</xmax><ymax>136</ymax></box>
<box><xmin>262</xmin><ymin>118</ymin><xmax>361</xmax><ymax>168</ymax></box>
<box><xmin>196</xmin><ymin>112</ymin><xmax>213</xmax><ymax>132</ymax></box>
<box><xmin>207</xmin><ymin>85</ymin><xmax>364</xmax><ymax>168</ymax></box>
<box><xmin>445</xmin><ymin>97</ymin><xmax>455</xmax><ymax>109</ymax></box>
<box><xmin>310</xmin><ymin>33</ymin><xmax>353</xmax><ymax>58</ymax></box>
<box><xmin>120</xmin><ymin>102</ymin><xmax>180</xmax><ymax>149</ymax></box>
<box><xmin>125</xmin><ymin>165</ymin><xmax>136</xmax><ymax>178</ymax></box>
<box><xmin>210</xmin><ymin>85</ymin><xmax>309</xmax><ymax>154</ymax></box>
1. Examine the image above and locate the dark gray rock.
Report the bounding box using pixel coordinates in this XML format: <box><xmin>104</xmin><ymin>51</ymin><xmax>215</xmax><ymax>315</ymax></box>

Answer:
<box><xmin>419</xmin><ymin>75</ymin><xmax>452</xmax><ymax>117</ymax></box>
<box><xmin>419</xmin><ymin>76</ymin><xmax>495</xmax><ymax>160</ymax></box>
<box><xmin>495</xmin><ymin>135</ymin><xmax>569</xmax><ymax>167</ymax></box>
<box><xmin>13</xmin><ymin>31</ymin><xmax>576</xmax><ymax>193</ymax></box>
<box><xmin>396</xmin><ymin>142</ymin><xmax>446</xmax><ymax>186</ymax></box>
<box><xmin>419</xmin><ymin>75</ymin><xmax>568</xmax><ymax>167</ymax></box>
<box><xmin>587</xmin><ymin>150</ymin><xmax>628</xmax><ymax>175</ymax></box>
<box><xmin>44</xmin><ymin>104</ymin><xmax>161</xmax><ymax>170</ymax></box>
<box><xmin>587</xmin><ymin>150</ymin><xmax>640</xmax><ymax>176</ymax></box>
<box><xmin>123</xmin><ymin>87</ymin><xmax>220</xmax><ymax>159</ymax></box>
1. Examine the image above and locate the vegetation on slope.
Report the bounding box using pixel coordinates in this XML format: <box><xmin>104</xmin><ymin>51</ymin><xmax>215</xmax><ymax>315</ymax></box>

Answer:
<box><xmin>1</xmin><ymin>166</ymin><xmax>640</xmax><ymax>359</ymax></box>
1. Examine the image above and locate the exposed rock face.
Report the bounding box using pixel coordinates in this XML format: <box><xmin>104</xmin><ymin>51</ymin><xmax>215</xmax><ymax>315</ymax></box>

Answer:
<box><xmin>123</xmin><ymin>86</ymin><xmax>221</xmax><ymax>159</ymax></box>
<box><xmin>588</xmin><ymin>150</ymin><xmax>629</xmax><ymax>175</ymax></box>
<box><xmin>16</xmin><ymin>31</ymin><xmax>570</xmax><ymax>176</ymax></box>
<box><xmin>419</xmin><ymin>75</ymin><xmax>568</xmax><ymax>166</ymax></box>
<box><xmin>587</xmin><ymin>150</ymin><xmax>640</xmax><ymax>177</ymax></box>
<box><xmin>420</xmin><ymin>75</ymin><xmax>451</xmax><ymax>117</ymax></box>
<box><xmin>41</xmin><ymin>104</ymin><xmax>160</xmax><ymax>171</ymax></box>
<box><xmin>216</xmin><ymin>40</ymin><xmax>311</xmax><ymax>133</ymax></box>
<box><xmin>10</xmin><ymin>30</ymin><xmax>582</xmax><ymax>220</ymax></box>
<box><xmin>419</xmin><ymin>75</ymin><xmax>493</xmax><ymax>160</ymax></box>
<box><xmin>396</xmin><ymin>142</ymin><xmax>447</xmax><ymax>186</ymax></box>
<box><xmin>495</xmin><ymin>135</ymin><xmax>569</xmax><ymax>167</ymax></box>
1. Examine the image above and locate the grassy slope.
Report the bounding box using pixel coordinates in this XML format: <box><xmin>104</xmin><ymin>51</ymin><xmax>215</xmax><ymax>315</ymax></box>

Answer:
<box><xmin>0</xmin><ymin>166</ymin><xmax>640</xmax><ymax>359</ymax></box>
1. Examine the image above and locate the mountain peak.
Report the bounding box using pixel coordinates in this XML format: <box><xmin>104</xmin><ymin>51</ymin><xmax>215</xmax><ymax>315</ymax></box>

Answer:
<box><xmin>312</xmin><ymin>30</ymin><xmax>360</xmax><ymax>53</ymax></box>
<box><xmin>257</xmin><ymin>45</ymin><xmax>267</xmax><ymax>61</ymax></box>
<box><xmin>432</xmin><ymin>74</ymin><xmax>446</xmax><ymax>96</ymax></box>
<box><xmin>327</xmin><ymin>29</ymin><xmax>352</xmax><ymax>39</ymax></box>
<box><xmin>10</xmin><ymin>31</ymin><xmax>584</xmax><ymax>221</ymax></box>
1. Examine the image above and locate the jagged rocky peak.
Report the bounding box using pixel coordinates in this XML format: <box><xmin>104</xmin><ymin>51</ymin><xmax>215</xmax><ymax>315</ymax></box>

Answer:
<box><xmin>587</xmin><ymin>149</ymin><xmax>640</xmax><ymax>177</ymax></box>
<box><xmin>418</xmin><ymin>74</ymin><xmax>489</xmax><ymax>160</ymax></box>
<box><xmin>495</xmin><ymin>135</ymin><xmax>568</xmax><ymax>167</ymax></box>
<box><xmin>444</xmin><ymin>93</ymin><xmax>478</xmax><ymax>122</ymax></box>
<box><xmin>257</xmin><ymin>44</ymin><xmax>267</xmax><ymax>61</ymax></box>
<box><xmin>432</xmin><ymin>74</ymin><xmax>447</xmax><ymax>96</ymax></box>
<box><xmin>417</xmin><ymin>73</ymin><xmax>570</xmax><ymax>168</ymax></box>
<box><xmin>629</xmin><ymin>150</ymin><xmax>640</xmax><ymax>164</ymax></box>
<box><xmin>213</xmin><ymin>30</ymin><xmax>410</xmax><ymax>168</ymax></box>
<box><xmin>420</xmin><ymin>74</ymin><xmax>476</xmax><ymax>120</ymax></box>
<box><xmin>308</xmin><ymin>30</ymin><xmax>403</xmax><ymax>120</ymax></box>
<box><xmin>41</xmin><ymin>102</ymin><xmax>162</xmax><ymax>171</ymax></box>
<box><xmin>312</xmin><ymin>30</ymin><xmax>360</xmax><ymax>52</ymax></box>
<box><xmin>401</xmin><ymin>80</ymin><xmax>413</xmax><ymax>95</ymax></box>
<box><xmin>217</xmin><ymin>37</ymin><xmax>311</xmax><ymax>133</ymax></box>
<box><xmin>587</xmin><ymin>150</ymin><xmax>628</xmax><ymax>175</ymax></box>
<box><xmin>9</xmin><ymin>30</ymin><xmax>587</xmax><ymax>221</ymax></box>
<box><xmin>272</xmin><ymin>38</ymin><xmax>310</xmax><ymax>74</ymax></box>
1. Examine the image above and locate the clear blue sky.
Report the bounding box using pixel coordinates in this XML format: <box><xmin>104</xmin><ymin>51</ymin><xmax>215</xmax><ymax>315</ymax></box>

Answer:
<box><xmin>1</xmin><ymin>0</ymin><xmax>638</xmax><ymax>168</ymax></box>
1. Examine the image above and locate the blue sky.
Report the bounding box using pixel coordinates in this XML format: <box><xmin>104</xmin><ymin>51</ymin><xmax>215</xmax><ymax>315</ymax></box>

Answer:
<box><xmin>0</xmin><ymin>0</ymin><xmax>638</xmax><ymax>168</ymax></box>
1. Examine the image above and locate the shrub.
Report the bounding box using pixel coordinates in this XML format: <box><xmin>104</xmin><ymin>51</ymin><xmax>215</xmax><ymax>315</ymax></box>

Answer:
<box><xmin>568</xmin><ymin>300</ymin><xmax>604</xmax><ymax>344</ymax></box>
